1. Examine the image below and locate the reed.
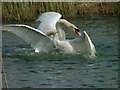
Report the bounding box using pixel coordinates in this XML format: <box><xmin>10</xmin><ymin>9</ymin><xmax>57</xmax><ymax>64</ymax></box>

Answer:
<box><xmin>2</xmin><ymin>2</ymin><xmax>119</xmax><ymax>23</ymax></box>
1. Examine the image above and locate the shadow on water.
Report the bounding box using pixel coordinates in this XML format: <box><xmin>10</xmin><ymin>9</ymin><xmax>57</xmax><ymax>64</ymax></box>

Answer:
<box><xmin>3</xmin><ymin>47</ymin><xmax>91</xmax><ymax>64</ymax></box>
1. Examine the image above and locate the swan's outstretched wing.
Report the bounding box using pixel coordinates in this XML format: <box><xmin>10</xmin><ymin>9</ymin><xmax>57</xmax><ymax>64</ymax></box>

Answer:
<box><xmin>2</xmin><ymin>24</ymin><xmax>55</xmax><ymax>52</ymax></box>
<box><xmin>37</xmin><ymin>12</ymin><xmax>62</xmax><ymax>34</ymax></box>
<box><xmin>68</xmin><ymin>31</ymin><xmax>96</xmax><ymax>57</ymax></box>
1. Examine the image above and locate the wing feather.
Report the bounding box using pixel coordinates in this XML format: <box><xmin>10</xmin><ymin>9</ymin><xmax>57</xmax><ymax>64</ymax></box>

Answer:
<box><xmin>37</xmin><ymin>12</ymin><xmax>62</xmax><ymax>34</ymax></box>
<box><xmin>2</xmin><ymin>24</ymin><xmax>55</xmax><ymax>52</ymax></box>
<box><xmin>68</xmin><ymin>31</ymin><xmax>96</xmax><ymax>57</ymax></box>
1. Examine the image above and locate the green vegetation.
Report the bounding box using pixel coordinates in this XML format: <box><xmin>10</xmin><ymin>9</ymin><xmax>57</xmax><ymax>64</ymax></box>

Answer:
<box><xmin>2</xmin><ymin>2</ymin><xmax>119</xmax><ymax>23</ymax></box>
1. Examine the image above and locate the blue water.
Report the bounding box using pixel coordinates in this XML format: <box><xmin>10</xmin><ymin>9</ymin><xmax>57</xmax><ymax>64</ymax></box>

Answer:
<box><xmin>2</xmin><ymin>15</ymin><xmax>118</xmax><ymax>88</ymax></box>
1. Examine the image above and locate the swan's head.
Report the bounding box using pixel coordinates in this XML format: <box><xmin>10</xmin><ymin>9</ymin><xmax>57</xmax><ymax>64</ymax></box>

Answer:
<box><xmin>69</xmin><ymin>24</ymin><xmax>81</xmax><ymax>36</ymax></box>
<box><xmin>57</xmin><ymin>19</ymin><xmax>81</xmax><ymax>36</ymax></box>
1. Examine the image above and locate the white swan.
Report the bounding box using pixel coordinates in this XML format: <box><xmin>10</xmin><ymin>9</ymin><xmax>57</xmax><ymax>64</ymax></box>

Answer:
<box><xmin>2</xmin><ymin>12</ymin><xmax>96</xmax><ymax>57</ymax></box>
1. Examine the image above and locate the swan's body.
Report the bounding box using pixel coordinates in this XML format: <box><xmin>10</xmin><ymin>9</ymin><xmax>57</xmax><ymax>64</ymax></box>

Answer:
<box><xmin>2</xmin><ymin>12</ymin><xmax>96</xmax><ymax>58</ymax></box>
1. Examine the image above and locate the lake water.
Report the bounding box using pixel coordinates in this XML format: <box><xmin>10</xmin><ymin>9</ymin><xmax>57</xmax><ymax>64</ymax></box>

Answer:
<box><xmin>2</xmin><ymin>15</ymin><xmax>118</xmax><ymax>88</ymax></box>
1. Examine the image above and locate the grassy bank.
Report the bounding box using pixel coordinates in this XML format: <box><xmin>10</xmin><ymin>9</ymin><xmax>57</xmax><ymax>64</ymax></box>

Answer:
<box><xmin>2</xmin><ymin>2</ymin><xmax>119</xmax><ymax>23</ymax></box>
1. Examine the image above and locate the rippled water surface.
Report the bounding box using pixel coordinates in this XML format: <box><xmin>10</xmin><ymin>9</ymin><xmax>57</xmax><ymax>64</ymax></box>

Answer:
<box><xmin>2</xmin><ymin>15</ymin><xmax>118</xmax><ymax>88</ymax></box>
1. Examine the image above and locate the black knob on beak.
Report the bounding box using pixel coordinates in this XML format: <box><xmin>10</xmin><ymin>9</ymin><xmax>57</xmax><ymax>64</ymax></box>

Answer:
<box><xmin>75</xmin><ymin>28</ymin><xmax>81</xmax><ymax>35</ymax></box>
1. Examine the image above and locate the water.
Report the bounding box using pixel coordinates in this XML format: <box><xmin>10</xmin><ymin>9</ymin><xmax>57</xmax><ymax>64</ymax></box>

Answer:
<box><xmin>2</xmin><ymin>15</ymin><xmax>118</xmax><ymax>88</ymax></box>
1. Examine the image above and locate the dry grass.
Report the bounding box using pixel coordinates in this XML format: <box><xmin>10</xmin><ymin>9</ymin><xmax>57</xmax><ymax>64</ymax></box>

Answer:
<box><xmin>2</xmin><ymin>2</ymin><xmax>119</xmax><ymax>23</ymax></box>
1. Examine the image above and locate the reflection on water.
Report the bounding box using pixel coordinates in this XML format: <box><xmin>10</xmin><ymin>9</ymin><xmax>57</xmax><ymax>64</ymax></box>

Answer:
<box><xmin>2</xmin><ymin>15</ymin><xmax>118</xmax><ymax>88</ymax></box>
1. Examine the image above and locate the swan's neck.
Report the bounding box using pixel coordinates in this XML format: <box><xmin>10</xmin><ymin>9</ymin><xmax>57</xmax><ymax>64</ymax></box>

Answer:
<box><xmin>56</xmin><ymin>19</ymin><xmax>69</xmax><ymax>41</ymax></box>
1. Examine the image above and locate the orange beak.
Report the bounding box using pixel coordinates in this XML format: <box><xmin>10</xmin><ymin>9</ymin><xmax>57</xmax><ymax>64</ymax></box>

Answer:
<box><xmin>75</xmin><ymin>28</ymin><xmax>81</xmax><ymax>35</ymax></box>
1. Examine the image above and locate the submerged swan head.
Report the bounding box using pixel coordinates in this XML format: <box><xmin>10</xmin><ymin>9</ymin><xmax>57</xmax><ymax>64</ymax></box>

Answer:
<box><xmin>56</xmin><ymin>19</ymin><xmax>81</xmax><ymax>35</ymax></box>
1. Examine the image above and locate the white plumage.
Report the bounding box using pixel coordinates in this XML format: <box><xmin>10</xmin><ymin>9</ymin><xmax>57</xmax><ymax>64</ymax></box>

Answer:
<box><xmin>2</xmin><ymin>12</ymin><xmax>96</xmax><ymax>58</ymax></box>
<box><xmin>37</xmin><ymin>12</ymin><xmax>61</xmax><ymax>34</ymax></box>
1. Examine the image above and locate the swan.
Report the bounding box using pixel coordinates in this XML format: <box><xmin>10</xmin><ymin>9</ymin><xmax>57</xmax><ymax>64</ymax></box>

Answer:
<box><xmin>2</xmin><ymin>12</ymin><xmax>96</xmax><ymax>58</ymax></box>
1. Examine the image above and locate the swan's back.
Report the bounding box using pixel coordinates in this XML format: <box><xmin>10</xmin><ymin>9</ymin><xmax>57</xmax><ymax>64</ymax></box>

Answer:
<box><xmin>37</xmin><ymin>12</ymin><xmax>62</xmax><ymax>34</ymax></box>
